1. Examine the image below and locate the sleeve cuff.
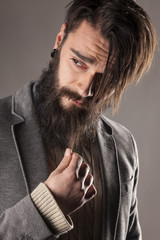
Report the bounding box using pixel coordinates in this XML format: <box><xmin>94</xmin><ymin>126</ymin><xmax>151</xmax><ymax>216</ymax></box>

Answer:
<box><xmin>30</xmin><ymin>183</ymin><xmax>73</xmax><ymax>236</ymax></box>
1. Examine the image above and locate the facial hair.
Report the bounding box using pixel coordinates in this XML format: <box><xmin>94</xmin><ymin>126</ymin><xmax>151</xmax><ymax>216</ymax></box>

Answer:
<box><xmin>34</xmin><ymin>50</ymin><xmax>100</xmax><ymax>150</ymax></box>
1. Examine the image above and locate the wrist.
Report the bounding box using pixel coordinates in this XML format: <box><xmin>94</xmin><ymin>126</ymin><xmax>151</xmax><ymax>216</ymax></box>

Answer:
<box><xmin>30</xmin><ymin>183</ymin><xmax>73</xmax><ymax>236</ymax></box>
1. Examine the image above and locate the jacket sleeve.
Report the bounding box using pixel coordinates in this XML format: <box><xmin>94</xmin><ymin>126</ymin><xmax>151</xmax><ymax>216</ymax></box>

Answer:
<box><xmin>0</xmin><ymin>195</ymin><xmax>54</xmax><ymax>240</ymax></box>
<box><xmin>0</xmin><ymin>183</ymin><xmax>73</xmax><ymax>240</ymax></box>
<box><xmin>126</xmin><ymin>135</ymin><xmax>142</xmax><ymax>240</ymax></box>
<box><xmin>0</xmin><ymin>95</ymin><xmax>73</xmax><ymax>239</ymax></box>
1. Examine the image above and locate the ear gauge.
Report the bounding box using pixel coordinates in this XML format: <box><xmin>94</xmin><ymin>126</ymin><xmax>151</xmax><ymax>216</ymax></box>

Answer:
<box><xmin>51</xmin><ymin>49</ymin><xmax>57</xmax><ymax>58</ymax></box>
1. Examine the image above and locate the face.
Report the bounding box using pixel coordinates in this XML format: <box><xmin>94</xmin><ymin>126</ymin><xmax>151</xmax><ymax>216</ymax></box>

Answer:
<box><xmin>54</xmin><ymin>20</ymin><xmax>110</xmax><ymax>109</ymax></box>
<box><xmin>35</xmin><ymin>21</ymin><xmax>111</xmax><ymax>150</ymax></box>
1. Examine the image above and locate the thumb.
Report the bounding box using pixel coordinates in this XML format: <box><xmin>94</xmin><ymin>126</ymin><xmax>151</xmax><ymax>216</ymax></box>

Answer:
<box><xmin>56</xmin><ymin>148</ymin><xmax>72</xmax><ymax>173</ymax></box>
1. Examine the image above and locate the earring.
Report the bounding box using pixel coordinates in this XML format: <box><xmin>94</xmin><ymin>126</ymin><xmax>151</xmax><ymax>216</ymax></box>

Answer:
<box><xmin>51</xmin><ymin>49</ymin><xmax>57</xmax><ymax>58</ymax></box>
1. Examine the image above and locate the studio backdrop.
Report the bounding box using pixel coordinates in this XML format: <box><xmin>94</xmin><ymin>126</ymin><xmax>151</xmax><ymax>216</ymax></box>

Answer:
<box><xmin>0</xmin><ymin>1</ymin><xmax>159</xmax><ymax>239</ymax></box>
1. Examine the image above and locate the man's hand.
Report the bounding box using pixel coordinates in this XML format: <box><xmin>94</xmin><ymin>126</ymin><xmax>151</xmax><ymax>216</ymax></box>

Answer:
<box><xmin>44</xmin><ymin>148</ymin><xmax>97</xmax><ymax>216</ymax></box>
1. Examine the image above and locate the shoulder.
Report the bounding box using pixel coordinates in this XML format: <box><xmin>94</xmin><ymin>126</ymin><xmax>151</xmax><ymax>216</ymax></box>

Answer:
<box><xmin>100</xmin><ymin>114</ymin><xmax>133</xmax><ymax>140</ymax></box>
<box><xmin>0</xmin><ymin>95</ymin><xmax>12</xmax><ymax>123</ymax></box>
<box><xmin>99</xmin><ymin>115</ymin><xmax>138</xmax><ymax>168</ymax></box>
<box><xmin>0</xmin><ymin>95</ymin><xmax>12</xmax><ymax>110</ymax></box>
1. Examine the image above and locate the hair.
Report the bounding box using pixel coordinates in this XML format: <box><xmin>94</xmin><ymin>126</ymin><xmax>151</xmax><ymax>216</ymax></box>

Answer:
<box><xmin>63</xmin><ymin>0</ymin><xmax>156</xmax><ymax>111</ymax></box>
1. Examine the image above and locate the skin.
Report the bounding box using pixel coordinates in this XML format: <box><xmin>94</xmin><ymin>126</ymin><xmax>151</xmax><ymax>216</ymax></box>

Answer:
<box><xmin>45</xmin><ymin>21</ymin><xmax>110</xmax><ymax>216</ymax></box>
<box><xmin>55</xmin><ymin>20</ymin><xmax>110</xmax><ymax>108</ymax></box>
<box><xmin>45</xmin><ymin>149</ymin><xmax>95</xmax><ymax>215</ymax></box>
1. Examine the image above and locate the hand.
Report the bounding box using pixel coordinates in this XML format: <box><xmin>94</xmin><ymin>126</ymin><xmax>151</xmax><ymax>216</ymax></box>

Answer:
<box><xmin>44</xmin><ymin>148</ymin><xmax>97</xmax><ymax>215</ymax></box>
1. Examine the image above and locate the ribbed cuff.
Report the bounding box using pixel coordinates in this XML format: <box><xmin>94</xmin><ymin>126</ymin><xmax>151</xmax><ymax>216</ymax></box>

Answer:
<box><xmin>30</xmin><ymin>183</ymin><xmax>73</xmax><ymax>236</ymax></box>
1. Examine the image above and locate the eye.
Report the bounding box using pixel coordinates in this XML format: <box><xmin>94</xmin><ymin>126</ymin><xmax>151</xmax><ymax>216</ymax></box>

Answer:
<box><xmin>72</xmin><ymin>58</ymin><xmax>83</xmax><ymax>66</ymax></box>
<box><xmin>71</xmin><ymin>58</ymin><xmax>87</xmax><ymax>69</ymax></box>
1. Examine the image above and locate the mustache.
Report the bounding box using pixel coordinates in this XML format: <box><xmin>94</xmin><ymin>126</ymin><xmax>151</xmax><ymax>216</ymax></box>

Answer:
<box><xmin>56</xmin><ymin>87</ymin><xmax>92</xmax><ymax>105</ymax></box>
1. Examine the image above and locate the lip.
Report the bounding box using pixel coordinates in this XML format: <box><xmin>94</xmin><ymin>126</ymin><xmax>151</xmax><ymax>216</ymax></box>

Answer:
<box><xmin>72</xmin><ymin>100</ymin><xmax>83</xmax><ymax>107</ymax></box>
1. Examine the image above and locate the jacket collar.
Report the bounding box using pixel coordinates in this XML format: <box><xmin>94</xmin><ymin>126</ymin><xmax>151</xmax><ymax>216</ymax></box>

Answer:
<box><xmin>12</xmin><ymin>81</ymin><xmax>35</xmax><ymax>124</ymax></box>
<box><xmin>11</xmin><ymin>82</ymin><xmax>49</xmax><ymax>193</ymax></box>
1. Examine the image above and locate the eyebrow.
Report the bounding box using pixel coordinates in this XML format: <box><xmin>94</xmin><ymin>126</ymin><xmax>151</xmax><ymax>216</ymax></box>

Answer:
<box><xmin>70</xmin><ymin>48</ymin><xmax>96</xmax><ymax>64</ymax></box>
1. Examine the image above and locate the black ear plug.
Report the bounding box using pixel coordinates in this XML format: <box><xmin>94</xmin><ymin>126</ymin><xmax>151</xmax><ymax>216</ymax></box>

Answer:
<box><xmin>51</xmin><ymin>49</ymin><xmax>57</xmax><ymax>58</ymax></box>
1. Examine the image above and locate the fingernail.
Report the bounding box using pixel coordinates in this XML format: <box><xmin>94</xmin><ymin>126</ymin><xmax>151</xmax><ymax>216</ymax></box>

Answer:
<box><xmin>64</xmin><ymin>148</ymin><xmax>71</xmax><ymax>157</ymax></box>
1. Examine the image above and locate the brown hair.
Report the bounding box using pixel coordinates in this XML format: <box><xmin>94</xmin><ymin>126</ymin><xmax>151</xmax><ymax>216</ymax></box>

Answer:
<box><xmin>64</xmin><ymin>0</ymin><xmax>156</xmax><ymax>111</ymax></box>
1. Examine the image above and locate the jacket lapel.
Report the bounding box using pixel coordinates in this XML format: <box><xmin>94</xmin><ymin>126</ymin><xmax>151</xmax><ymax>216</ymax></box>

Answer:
<box><xmin>11</xmin><ymin>82</ymin><xmax>49</xmax><ymax>193</ymax></box>
<box><xmin>97</xmin><ymin>117</ymin><xmax>121</xmax><ymax>240</ymax></box>
<box><xmin>11</xmin><ymin>82</ymin><xmax>121</xmax><ymax>237</ymax></box>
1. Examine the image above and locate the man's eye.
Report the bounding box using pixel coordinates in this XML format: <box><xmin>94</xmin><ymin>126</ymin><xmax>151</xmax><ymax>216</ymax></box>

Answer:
<box><xmin>72</xmin><ymin>58</ymin><xmax>83</xmax><ymax>67</ymax></box>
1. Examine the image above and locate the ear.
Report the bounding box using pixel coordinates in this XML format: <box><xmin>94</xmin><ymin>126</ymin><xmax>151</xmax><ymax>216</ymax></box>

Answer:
<box><xmin>53</xmin><ymin>23</ymin><xmax>67</xmax><ymax>49</ymax></box>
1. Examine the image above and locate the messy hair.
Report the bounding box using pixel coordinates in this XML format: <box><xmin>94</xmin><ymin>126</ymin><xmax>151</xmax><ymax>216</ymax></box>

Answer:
<box><xmin>64</xmin><ymin>0</ymin><xmax>156</xmax><ymax>111</ymax></box>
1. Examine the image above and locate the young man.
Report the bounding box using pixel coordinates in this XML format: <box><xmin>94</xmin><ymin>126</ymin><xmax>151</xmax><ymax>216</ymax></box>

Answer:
<box><xmin>0</xmin><ymin>0</ymin><xmax>156</xmax><ymax>239</ymax></box>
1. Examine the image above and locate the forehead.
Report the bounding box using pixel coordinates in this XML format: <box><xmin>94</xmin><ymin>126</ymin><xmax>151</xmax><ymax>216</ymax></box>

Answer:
<box><xmin>64</xmin><ymin>21</ymin><xmax>110</xmax><ymax>66</ymax></box>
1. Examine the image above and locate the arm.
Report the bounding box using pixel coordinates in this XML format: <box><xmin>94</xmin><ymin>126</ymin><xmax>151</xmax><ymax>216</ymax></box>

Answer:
<box><xmin>0</xmin><ymin>148</ymin><xmax>96</xmax><ymax>239</ymax></box>
<box><xmin>0</xmin><ymin>195</ymin><xmax>53</xmax><ymax>240</ymax></box>
<box><xmin>126</xmin><ymin>136</ymin><xmax>142</xmax><ymax>240</ymax></box>
<box><xmin>44</xmin><ymin>148</ymin><xmax>97</xmax><ymax>215</ymax></box>
<box><xmin>32</xmin><ymin>148</ymin><xmax>97</xmax><ymax>237</ymax></box>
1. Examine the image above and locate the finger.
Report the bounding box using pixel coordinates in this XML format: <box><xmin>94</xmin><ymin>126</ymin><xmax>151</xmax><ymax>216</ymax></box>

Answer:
<box><xmin>68</xmin><ymin>152</ymin><xmax>83</xmax><ymax>175</ymax></box>
<box><xmin>56</xmin><ymin>148</ymin><xmax>72</xmax><ymax>173</ymax></box>
<box><xmin>85</xmin><ymin>184</ymin><xmax>97</xmax><ymax>200</ymax></box>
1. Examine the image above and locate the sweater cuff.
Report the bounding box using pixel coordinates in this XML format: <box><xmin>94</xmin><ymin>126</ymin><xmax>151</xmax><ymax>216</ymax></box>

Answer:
<box><xmin>30</xmin><ymin>183</ymin><xmax>73</xmax><ymax>236</ymax></box>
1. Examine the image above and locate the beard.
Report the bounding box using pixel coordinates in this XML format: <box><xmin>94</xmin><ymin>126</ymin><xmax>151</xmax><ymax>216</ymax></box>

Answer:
<box><xmin>34</xmin><ymin>49</ymin><xmax>101</xmax><ymax>150</ymax></box>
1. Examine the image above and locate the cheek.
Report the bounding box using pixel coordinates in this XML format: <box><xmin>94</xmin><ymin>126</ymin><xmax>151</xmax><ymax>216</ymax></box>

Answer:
<box><xmin>58</xmin><ymin>59</ymin><xmax>76</xmax><ymax>88</ymax></box>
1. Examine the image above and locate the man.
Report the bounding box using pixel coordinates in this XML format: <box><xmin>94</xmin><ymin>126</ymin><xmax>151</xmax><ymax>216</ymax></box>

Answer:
<box><xmin>0</xmin><ymin>0</ymin><xmax>156</xmax><ymax>239</ymax></box>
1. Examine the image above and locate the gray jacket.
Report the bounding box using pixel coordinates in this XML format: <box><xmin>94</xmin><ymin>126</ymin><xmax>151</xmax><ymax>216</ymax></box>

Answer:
<box><xmin>0</xmin><ymin>82</ymin><xmax>142</xmax><ymax>240</ymax></box>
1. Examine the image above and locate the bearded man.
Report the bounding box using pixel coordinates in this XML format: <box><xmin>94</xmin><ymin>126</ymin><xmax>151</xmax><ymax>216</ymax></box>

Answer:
<box><xmin>0</xmin><ymin>0</ymin><xmax>156</xmax><ymax>239</ymax></box>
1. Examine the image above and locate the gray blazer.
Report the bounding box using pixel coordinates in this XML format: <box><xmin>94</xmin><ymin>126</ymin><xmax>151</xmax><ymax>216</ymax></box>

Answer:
<box><xmin>0</xmin><ymin>82</ymin><xmax>142</xmax><ymax>240</ymax></box>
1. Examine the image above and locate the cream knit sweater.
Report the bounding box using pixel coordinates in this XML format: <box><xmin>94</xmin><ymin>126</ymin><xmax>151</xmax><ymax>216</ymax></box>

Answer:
<box><xmin>31</xmin><ymin>183</ymin><xmax>73</xmax><ymax>237</ymax></box>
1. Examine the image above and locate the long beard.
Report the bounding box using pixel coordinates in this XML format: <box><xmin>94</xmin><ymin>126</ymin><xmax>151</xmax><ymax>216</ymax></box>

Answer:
<box><xmin>34</xmin><ymin>52</ymin><xmax>100</xmax><ymax>150</ymax></box>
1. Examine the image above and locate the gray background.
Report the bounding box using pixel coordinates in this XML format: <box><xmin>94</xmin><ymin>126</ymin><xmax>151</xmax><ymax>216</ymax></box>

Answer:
<box><xmin>0</xmin><ymin>0</ymin><xmax>159</xmax><ymax>239</ymax></box>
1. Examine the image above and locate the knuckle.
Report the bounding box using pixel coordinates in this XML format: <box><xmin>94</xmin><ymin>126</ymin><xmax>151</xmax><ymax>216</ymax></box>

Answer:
<box><xmin>73</xmin><ymin>152</ymin><xmax>83</xmax><ymax>162</ymax></box>
<box><xmin>73</xmin><ymin>152</ymin><xmax>80</xmax><ymax>158</ymax></box>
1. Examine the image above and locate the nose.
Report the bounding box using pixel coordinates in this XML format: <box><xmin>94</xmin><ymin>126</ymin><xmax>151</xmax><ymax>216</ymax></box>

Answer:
<box><xmin>75</xmin><ymin>73</ymin><xmax>94</xmax><ymax>98</ymax></box>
